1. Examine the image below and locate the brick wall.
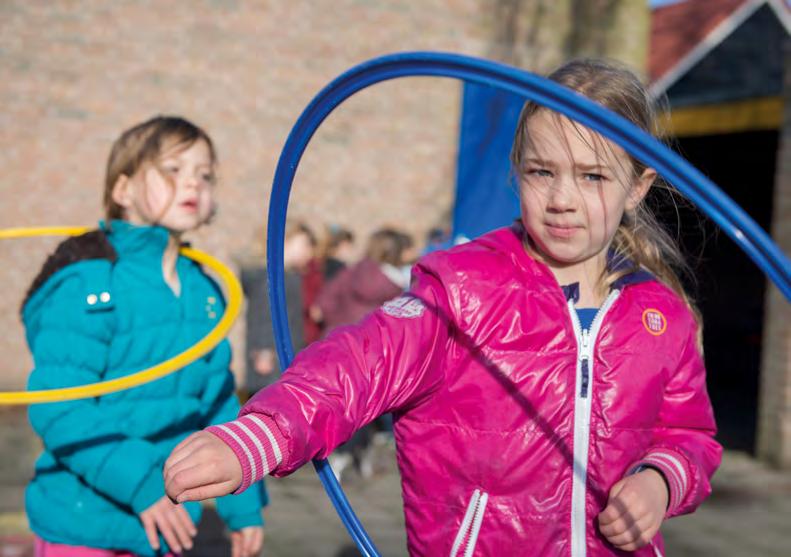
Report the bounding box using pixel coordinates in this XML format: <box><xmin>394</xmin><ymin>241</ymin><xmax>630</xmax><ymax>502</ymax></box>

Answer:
<box><xmin>0</xmin><ymin>0</ymin><xmax>648</xmax><ymax>388</ymax></box>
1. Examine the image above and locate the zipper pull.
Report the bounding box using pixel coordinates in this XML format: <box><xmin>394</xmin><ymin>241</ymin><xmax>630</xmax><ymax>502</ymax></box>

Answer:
<box><xmin>580</xmin><ymin>358</ymin><xmax>589</xmax><ymax>398</ymax></box>
<box><xmin>580</xmin><ymin>329</ymin><xmax>590</xmax><ymax>398</ymax></box>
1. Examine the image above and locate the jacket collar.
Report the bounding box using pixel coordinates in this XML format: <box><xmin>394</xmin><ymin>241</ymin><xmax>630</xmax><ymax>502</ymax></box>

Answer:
<box><xmin>559</xmin><ymin>252</ymin><xmax>654</xmax><ymax>303</ymax></box>
<box><xmin>502</xmin><ymin>221</ymin><xmax>654</xmax><ymax>303</ymax></box>
<box><xmin>100</xmin><ymin>219</ymin><xmax>171</xmax><ymax>260</ymax></box>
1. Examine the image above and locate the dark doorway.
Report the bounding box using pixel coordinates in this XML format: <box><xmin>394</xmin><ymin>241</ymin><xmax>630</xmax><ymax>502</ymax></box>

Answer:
<box><xmin>661</xmin><ymin>130</ymin><xmax>778</xmax><ymax>453</ymax></box>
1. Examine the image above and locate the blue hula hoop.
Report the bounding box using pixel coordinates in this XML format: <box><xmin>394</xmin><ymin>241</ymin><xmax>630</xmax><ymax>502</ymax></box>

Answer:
<box><xmin>266</xmin><ymin>51</ymin><xmax>791</xmax><ymax>556</ymax></box>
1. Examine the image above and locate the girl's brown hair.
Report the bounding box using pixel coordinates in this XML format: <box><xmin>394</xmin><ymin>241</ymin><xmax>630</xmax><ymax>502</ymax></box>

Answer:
<box><xmin>510</xmin><ymin>59</ymin><xmax>701</xmax><ymax>332</ymax></box>
<box><xmin>366</xmin><ymin>228</ymin><xmax>413</xmax><ymax>266</ymax></box>
<box><xmin>103</xmin><ymin>115</ymin><xmax>217</xmax><ymax>221</ymax></box>
<box><xmin>317</xmin><ymin>225</ymin><xmax>355</xmax><ymax>261</ymax></box>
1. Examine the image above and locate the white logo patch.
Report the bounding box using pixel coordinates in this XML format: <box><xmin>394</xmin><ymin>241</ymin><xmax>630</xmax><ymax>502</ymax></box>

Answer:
<box><xmin>381</xmin><ymin>295</ymin><xmax>426</xmax><ymax>319</ymax></box>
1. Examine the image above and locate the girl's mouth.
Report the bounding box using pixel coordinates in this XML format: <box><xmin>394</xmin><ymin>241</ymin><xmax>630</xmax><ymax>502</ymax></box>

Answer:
<box><xmin>545</xmin><ymin>223</ymin><xmax>580</xmax><ymax>239</ymax></box>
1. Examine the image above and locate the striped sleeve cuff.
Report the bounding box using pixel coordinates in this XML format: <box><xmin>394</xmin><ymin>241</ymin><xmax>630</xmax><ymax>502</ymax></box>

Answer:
<box><xmin>206</xmin><ymin>413</ymin><xmax>287</xmax><ymax>494</ymax></box>
<box><xmin>629</xmin><ymin>449</ymin><xmax>690</xmax><ymax>516</ymax></box>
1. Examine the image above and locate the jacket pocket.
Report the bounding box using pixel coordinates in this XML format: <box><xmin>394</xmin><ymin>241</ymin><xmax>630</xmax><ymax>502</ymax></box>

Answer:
<box><xmin>449</xmin><ymin>489</ymin><xmax>489</xmax><ymax>557</ymax></box>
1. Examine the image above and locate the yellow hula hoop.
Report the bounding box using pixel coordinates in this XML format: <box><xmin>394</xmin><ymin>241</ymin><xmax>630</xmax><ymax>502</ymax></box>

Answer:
<box><xmin>0</xmin><ymin>226</ymin><xmax>242</xmax><ymax>405</ymax></box>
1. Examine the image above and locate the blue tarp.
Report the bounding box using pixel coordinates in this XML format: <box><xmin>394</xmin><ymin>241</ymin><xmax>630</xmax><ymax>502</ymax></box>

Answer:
<box><xmin>452</xmin><ymin>82</ymin><xmax>525</xmax><ymax>241</ymax></box>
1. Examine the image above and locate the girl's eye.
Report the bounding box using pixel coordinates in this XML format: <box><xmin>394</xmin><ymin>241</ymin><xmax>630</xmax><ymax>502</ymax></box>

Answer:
<box><xmin>201</xmin><ymin>173</ymin><xmax>215</xmax><ymax>184</ymax></box>
<box><xmin>583</xmin><ymin>173</ymin><xmax>605</xmax><ymax>182</ymax></box>
<box><xmin>163</xmin><ymin>165</ymin><xmax>179</xmax><ymax>175</ymax></box>
<box><xmin>526</xmin><ymin>168</ymin><xmax>552</xmax><ymax>178</ymax></box>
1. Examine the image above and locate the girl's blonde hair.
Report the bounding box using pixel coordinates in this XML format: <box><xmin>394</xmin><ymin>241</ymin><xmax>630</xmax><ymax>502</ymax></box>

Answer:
<box><xmin>103</xmin><ymin>115</ymin><xmax>217</xmax><ymax>221</ymax></box>
<box><xmin>510</xmin><ymin>59</ymin><xmax>701</xmax><ymax>329</ymax></box>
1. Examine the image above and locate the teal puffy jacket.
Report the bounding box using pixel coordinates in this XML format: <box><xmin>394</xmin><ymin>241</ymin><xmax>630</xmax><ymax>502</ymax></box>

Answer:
<box><xmin>23</xmin><ymin>221</ymin><xmax>267</xmax><ymax>555</ymax></box>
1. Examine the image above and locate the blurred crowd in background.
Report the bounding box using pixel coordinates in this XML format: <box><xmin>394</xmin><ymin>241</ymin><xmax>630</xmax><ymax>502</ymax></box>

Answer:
<box><xmin>239</xmin><ymin>222</ymin><xmax>457</xmax><ymax>483</ymax></box>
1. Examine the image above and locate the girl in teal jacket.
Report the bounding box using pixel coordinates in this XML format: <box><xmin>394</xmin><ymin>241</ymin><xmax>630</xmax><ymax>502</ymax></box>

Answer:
<box><xmin>23</xmin><ymin>116</ymin><xmax>267</xmax><ymax>557</ymax></box>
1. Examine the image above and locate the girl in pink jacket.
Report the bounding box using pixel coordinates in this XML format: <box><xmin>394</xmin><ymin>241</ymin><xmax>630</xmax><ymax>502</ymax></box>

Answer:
<box><xmin>164</xmin><ymin>59</ymin><xmax>722</xmax><ymax>556</ymax></box>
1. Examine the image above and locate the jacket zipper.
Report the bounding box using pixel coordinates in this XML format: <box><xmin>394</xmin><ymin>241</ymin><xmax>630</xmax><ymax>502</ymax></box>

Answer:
<box><xmin>580</xmin><ymin>329</ymin><xmax>591</xmax><ymax>398</ymax></box>
<box><xmin>450</xmin><ymin>489</ymin><xmax>489</xmax><ymax>557</ymax></box>
<box><xmin>568</xmin><ymin>290</ymin><xmax>620</xmax><ymax>557</ymax></box>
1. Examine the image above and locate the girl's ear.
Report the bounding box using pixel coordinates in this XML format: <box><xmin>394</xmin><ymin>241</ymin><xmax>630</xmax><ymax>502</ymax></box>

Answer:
<box><xmin>111</xmin><ymin>174</ymin><xmax>133</xmax><ymax>208</ymax></box>
<box><xmin>626</xmin><ymin>167</ymin><xmax>656</xmax><ymax>211</ymax></box>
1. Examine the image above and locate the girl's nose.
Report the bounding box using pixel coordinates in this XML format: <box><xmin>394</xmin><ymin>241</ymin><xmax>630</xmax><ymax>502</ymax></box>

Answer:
<box><xmin>182</xmin><ymin>173</ymin><xmax>202</xmax><ymax>190</ymax></box>
<box><xmin>546</xmin><ymin>177</ymin><xmax>576</xmax><ymax>211</ymax></box>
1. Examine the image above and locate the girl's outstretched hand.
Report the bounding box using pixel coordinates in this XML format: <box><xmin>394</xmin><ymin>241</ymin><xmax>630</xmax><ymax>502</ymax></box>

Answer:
<box><xmin>597</xmin><ymin>468</ymin><xmax>669</xmax><ymax>551</ymax></box>
<box><xmin>164</xmin><ymin>430</ymin><xmax>242</xmax><ymax>503</ymax></box>
<box><xmin>231</xmin><ymin>526</ymin><xmax>265</xmax><ymax>557</ymax></box>
<box><xmin>139</xmin><ymin>495</ymin><xmax>197</xmax><ymax>554</ymax></box>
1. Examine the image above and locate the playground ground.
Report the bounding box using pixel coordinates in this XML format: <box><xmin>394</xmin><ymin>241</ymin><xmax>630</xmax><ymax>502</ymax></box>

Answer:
<box><xmin>1</xmin><ymin>406</ymin><xmax>790</xmax><ymax>556</ymax></box>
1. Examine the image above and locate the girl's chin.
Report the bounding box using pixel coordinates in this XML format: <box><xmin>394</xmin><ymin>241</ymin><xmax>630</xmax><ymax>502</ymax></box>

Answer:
<box><xmin>543</xmin><ymin>256</ymin><xmax>581</xmax><ymax>268</ymax></box>
<box><xmin>532</xmin><ymin>246</ymin><xmax>588</xmax><ymax>268</ymax></box>
<box><xmin>161</xmin><ymin>220</ymin><xmax>205</xmax><ymax>234</ymax></box>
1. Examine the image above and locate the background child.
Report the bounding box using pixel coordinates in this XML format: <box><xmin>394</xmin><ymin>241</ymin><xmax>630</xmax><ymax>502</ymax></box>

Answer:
<box><xmin>163</xmin><ymin>60</ymin><xmax>722</xmax><ymax>556</ymax></box>
<box><xmin>312</xmin><ymin>227</ymin><xmax>414</xmax><ymax>335</ymax></box>
<box><xmin>319</xmin><ymin>225</ymin><xmax>355</xmax><ymax>282</ymax></box>
<box><xmin>23</xmin><ymin>116</ymin><xmax>266</xmax><ymax>557</ymax></box>
<box><xmin>312</xmin><ymin>227</ymin><xmax>415</xmax><ymax>481</ymax></box>
<box><xmin>240</xmin><ymin>221</ymin><xmax>317</xmax><ymax>397</ymax></box>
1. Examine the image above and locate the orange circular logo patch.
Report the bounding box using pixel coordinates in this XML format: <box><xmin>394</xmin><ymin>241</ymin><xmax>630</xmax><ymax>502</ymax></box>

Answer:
<box><xmin>642</xmin><ymin>308</ymin><xmax>667</xmax><ymax>335</ymax></box>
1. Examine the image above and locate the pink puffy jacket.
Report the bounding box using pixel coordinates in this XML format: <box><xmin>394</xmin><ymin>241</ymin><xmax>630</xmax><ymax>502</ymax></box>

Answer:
<box><xmin>210</xmin><ymin>224</ymin><xmax>721</xmax><ymax>556</ymax></box>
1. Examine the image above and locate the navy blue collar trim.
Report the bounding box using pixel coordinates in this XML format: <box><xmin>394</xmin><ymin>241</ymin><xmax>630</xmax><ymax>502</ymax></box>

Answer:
<box><xmin>561</xmin><ymin>283</ymin><xmax>581</xmax><ymax>303</ymax></box>
<box><xmin>560</xmin><ymin>253</ymin><xmax>655</xmax><ymax>303</ymax></box>
<box><xmin>509</xmin><ymin>222</ymin><xmax>655</xmax><ymax>302</ymax></box>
